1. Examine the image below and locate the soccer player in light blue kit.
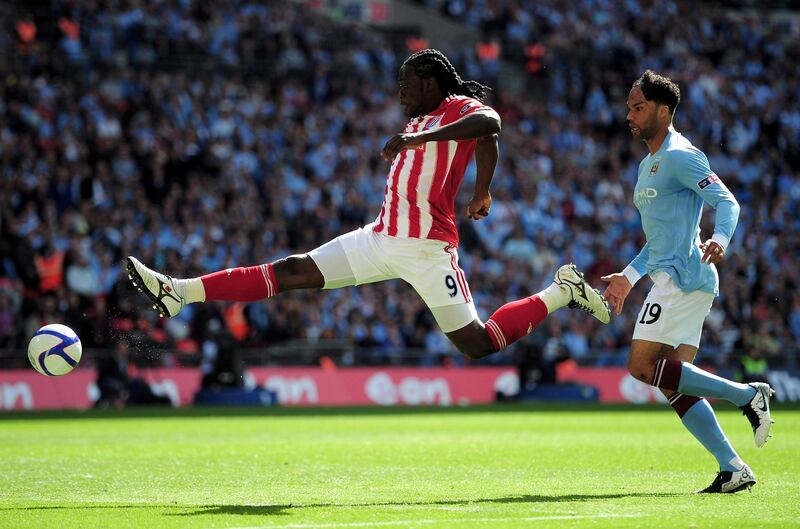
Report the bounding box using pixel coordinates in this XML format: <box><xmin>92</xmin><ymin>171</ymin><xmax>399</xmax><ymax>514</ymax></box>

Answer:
<box><xmin>602</xmin><ymin>71</ymin><xmax>775</xmax><ymax>493</ymax></box>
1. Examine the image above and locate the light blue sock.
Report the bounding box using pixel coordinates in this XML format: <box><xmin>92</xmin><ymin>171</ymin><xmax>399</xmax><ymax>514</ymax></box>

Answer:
<box><xmin>681</xmin><ymin>399</ymin><xmax>744</xmax><ymax>472</ymax></box>
<box><xmin>677</xmin><ymin>362</ymin><xmax>756</xmax><ymax>407</ymax></box>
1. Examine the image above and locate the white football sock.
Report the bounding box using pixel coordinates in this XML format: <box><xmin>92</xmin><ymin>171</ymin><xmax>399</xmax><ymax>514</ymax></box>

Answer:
<box><xmin>538</xmin><ymin>282</ymin><xmax>570</xmax><ymax>314</ymax></box>
<box><xmin>174</xmin><ymin>278</ymin><xmax>206</xmax><ymax>304</ymax></box>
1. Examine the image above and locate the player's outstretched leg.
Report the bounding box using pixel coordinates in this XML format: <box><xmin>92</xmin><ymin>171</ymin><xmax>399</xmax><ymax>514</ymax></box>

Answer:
<box><xmin>698</xmin><ymin>464</ymin><xmax>756</xmax><ymax>494</ymax></box>
<box><xmin>646</xmin><ymin>359</ymin><xmax>776</xmax><ymax>447</ymax></box>
<box><xmin>554</xmin><ymin>263</ymin><xmax>611</xmax><ymax>323</ymax></box>
<box><xmin>126</xmin><ymin>255</ymin><xmax>300</xmax><ymax>318</ymax></box>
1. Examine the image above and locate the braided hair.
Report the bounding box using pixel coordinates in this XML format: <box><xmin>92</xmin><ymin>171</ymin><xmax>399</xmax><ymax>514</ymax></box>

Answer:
<box><xmin>402</xmin><ymin>49</ymin><xmax>491</xmax><ymax>102</ymax></box>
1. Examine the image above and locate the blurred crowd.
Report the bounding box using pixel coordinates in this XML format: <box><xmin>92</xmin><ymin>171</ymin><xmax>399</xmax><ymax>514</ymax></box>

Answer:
<box><xmin>1</xmin><ymin>0</ymin><xmax>798</xmax><ymax>370</ymax></box>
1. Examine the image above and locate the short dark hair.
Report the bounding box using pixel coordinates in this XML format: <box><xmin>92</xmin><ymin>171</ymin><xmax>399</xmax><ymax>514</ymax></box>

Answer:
<box><xmin>633</xmin><ymin>70</ymin><xmax>681</xmax><ymax>114</ymax></box>
<box><xmin>402</xmin><ymin>49</ymin><xmax>490</xmax><ymax>102</ymax></box>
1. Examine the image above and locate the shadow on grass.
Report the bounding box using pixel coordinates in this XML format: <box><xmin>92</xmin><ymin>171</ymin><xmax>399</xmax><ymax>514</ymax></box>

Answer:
<box><xmin>170</xmin><ymin>504</ymin><xmax>292</xmax><ymax>516</ymax></box>
<box><xmin>1</xmin><ymin>504</ymin><xmax>293</xmax><ymax>516</ymax></box>
<box><xmin>467</xmin><ymin>493</ymin><xmax>683</xmax><ymax>503</ymax></box>
<box><xmin>173</xmin><ymin>494</ymin><xmax>665</xmax><ymax>516</ymax></box>
<box><xmin>10</xmin><ymin>492</ymin><xmax>681</xmax><ymax>517</ymax></box>
<box><xmin>0</xmin><ymin>492</ymin><xmax>684</xmax><ymax>517</ymax></box>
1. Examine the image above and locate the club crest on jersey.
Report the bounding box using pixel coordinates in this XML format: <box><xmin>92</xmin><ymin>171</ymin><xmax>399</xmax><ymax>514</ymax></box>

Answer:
<box><xmin>424</xmin><ymin>116</ymin><xmax>441</xmax><ymax>130</ymax></box>
<box><xmin>698</xmin><ymin>173</ymin><xmax>720</xmax><ymax>189</ymax></box>
<box><xmin>649</xmin><ymin>157</ymin><xmax>661</xmax><ymax>177</ymax></box>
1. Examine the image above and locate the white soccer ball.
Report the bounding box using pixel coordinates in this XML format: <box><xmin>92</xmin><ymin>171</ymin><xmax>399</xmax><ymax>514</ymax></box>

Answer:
<box><xmin>27</xmin><ymin>324</ymin><xmax>82</xmax><ymax>376</ymax></box>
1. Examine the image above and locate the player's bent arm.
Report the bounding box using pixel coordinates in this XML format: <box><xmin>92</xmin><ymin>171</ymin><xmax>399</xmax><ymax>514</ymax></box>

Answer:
<box><xmin>474</xmin><ymin>133</ymin><xmax>499</xmax><ymax>197</ymax></box>
<box><xmin>467</xmin><ymin>133</ymin><xmax>498</xmax><ymax>219</ymax></box>
<box><xmin>418</xmin><ymin>110</ymin><xmax>501</xmax><ymax>143</ymax></box>
<box><xmin>710</xmin><ymin>197</ymin><xmax>740</xmax><ymax>251</ymax></box>
<box><xmin>674</xmin><ymin>149</ymin><xmax>740</xmax><ymax>248</ymax></box>
<box><xmin>702</xmin><ymin>197</ymin><xmax>739</xmax><ymax>264</ymax></box>
<box><xmin>623</xmin><ymin>242</ymin><xmax>650</xmax><ymax>287</ymax></box>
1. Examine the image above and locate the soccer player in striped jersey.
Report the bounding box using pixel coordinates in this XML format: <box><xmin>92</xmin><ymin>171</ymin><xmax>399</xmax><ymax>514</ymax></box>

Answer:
<box><xmin>126</xmin><ymin>49</ymin><xmax>610</xmax><ymax>362</ymax></box>
<box><xmin>601</xmin><ymin>70</ymin><xmax>774</xmax><ymax>493</ymax></box>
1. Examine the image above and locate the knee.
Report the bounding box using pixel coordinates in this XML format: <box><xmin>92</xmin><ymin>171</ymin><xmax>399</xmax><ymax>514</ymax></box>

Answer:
<box><xmin>279</xmin><ymin>255</ymin><xmax>307</xmax><ymax>276</ymax></box>
<box><xmin>452</xmin><ymin>328</ymin><xmax>495</xmax><ymax>360</ymax></box>
<box><xmin>273</xmin><ymin>254</ymin><xmax>323</xmax><ymax>289</ymax></box>
<box><xmin>627</xmin><ymin>354</ymin><xmax>654</xmax><ymax>384</ymax></box>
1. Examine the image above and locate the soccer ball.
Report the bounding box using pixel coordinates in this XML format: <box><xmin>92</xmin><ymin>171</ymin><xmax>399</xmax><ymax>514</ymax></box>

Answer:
<box><xmin>27</xmin><ymin>324</ymin><xmax>82</xmax><ymax>376</ymax></box>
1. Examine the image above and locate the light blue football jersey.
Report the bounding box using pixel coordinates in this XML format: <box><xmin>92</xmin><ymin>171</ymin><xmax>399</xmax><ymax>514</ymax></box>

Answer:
<box><xmin>626</xmin><ymin>128</ymin><xmax>740</xmax><ymax>295</ymax></box>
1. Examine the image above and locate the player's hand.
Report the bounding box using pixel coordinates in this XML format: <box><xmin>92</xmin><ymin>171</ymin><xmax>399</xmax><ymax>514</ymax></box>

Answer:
<box><xmin>467</xmin><ymin>193</ymin><xmax>491</xmax><ymax>220</ymax></box>
<box><xmin>600</xmin><ymin>272</ymin><xmax>633</xmax><ymax>316</ymax></box>
<box><xmin>699</xmin><ymin>239</ymin><xmax>725</xmax><ymax>264</ymax></box>
<box><xmin>381</xmin><ymin>132</ymin><xmax>426</xmax><ymax>161</ymax></box>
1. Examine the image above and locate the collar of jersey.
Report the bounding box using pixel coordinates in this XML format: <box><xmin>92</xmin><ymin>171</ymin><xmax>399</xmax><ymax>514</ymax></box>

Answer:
<box><xmin>411</xmin><ymin>96</ymin><xmax>457</xmax><ymax>124</ymax></box>
<box><xmin>649</xmin><ymin>127</ymin><xmax>676</xmax><ymax>159</ymax></box>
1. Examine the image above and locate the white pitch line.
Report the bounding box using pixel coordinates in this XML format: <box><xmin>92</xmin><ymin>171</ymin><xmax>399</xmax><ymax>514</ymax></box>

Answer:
<box><xmin>220</xmin><ymin>513</ymin><xmax>641</xmax><ymax>529</ymax></box>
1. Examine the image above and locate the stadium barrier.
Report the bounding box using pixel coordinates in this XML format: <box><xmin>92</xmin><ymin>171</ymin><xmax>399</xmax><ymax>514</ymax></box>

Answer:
<box><xmin>0</xmin><ymin>367</ymin><xmax>518</xmax><ymax>410</ymax></box>
<box><xmin>3</xmin><ymin>368</ymin><xmax>797</xmax><ymax>411</ymax></box>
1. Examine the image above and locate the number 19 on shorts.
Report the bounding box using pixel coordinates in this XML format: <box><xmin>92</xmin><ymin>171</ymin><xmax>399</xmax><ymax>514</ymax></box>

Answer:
<box><xmin>639</xmin><ymin>302</ymin><xmax>662</xmax><ymax>325</ymax></box>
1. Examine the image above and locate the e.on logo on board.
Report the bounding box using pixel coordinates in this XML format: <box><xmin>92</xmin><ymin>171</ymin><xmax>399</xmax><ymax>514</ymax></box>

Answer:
<box><xmin>364</xmin><ymin>372</ymin><xmax>452</xmax><ymax>406</ymax></box>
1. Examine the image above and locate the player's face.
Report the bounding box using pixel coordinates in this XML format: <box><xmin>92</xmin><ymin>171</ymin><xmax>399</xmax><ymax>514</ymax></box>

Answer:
<box><xmin>398</xmin><ymin>66</ymin><xmax>424</xmax><ymax>118</ymax></box>
<box><xmin>626</xmin><ymin>87</ymin><xmax>661</xmax><ymax>141</ymax></box>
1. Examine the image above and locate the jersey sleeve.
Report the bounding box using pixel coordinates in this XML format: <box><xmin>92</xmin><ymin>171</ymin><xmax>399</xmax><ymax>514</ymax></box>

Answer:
<box><xmin>442</xmin><ymin>97</ymin><xmax>495</xmax><ymax>125</ymax></box>
<box><xmin>623</xmin><ymin>242</ymin><xmax>649</xmax><ymax>286</ymax></box>
<box><xmin>673</xmin><ymin>149</ymin><xmax>740</xmax><ymax>248</ymax></box>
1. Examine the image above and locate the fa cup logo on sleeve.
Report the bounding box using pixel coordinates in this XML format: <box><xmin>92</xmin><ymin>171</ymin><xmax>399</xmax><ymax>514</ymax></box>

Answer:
<box><xmin>697</xmin><ymin>173</ymin><xmax>720</xmax><ymax>189</ymax></box>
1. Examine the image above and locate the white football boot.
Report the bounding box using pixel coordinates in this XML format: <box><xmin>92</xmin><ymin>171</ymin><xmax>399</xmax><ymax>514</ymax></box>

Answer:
<box><xmin>698</xmin><ymin>464</ymin><xmax>756</xmax><ymax>494</ymax></box>
<box><xmin>740</xmin><ymin>382</ymin><xmax>775</xmax><ymax>448</ymax></box>
<box><xmin>126</xmin><ymin>256</ymin><xmax>185</xmax><ymax>317</ymax></box>
<box><xmin>554</xmin><ymin>263</ymin><xmax>611</xmax><ymax>324</ymax></box>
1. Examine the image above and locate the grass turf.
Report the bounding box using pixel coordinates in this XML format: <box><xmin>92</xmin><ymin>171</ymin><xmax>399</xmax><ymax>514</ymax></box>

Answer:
<box><xmin>1</xmin><ymin>403</ymin><xmax>798</xmax><ymax>529</ymax></box>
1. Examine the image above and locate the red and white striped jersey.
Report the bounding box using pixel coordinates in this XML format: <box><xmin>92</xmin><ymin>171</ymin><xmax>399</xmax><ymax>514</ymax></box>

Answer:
<box><xmin>373</xmin><ymin>95</ymin><xmax>494</xmax><ymax>246</ymax></box>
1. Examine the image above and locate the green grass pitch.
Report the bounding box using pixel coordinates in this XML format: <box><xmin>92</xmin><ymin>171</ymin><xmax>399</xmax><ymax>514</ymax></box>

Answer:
<box><xmin>1</xmin><ymin>404</ymin><xmax>798</xmax><ymax>529</ymax></box>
